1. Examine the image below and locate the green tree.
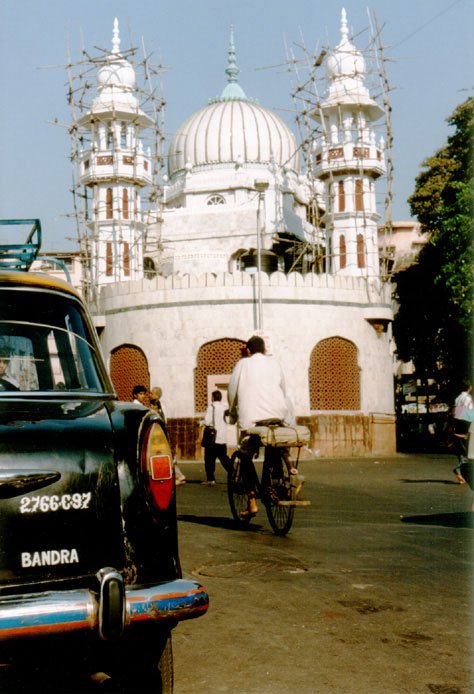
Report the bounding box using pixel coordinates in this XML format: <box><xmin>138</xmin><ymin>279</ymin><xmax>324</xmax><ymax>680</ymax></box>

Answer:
<box><xmin>392</xmin><ymin>97</ymin><xmax>473</xmax><ymax>402</ymax></box>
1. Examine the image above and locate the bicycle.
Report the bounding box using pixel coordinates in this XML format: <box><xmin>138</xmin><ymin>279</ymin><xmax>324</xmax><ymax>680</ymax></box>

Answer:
<box><xmin>227</xmin><ymin>419</ymin><xmax>311</xmax><ymax>535</ymax></box>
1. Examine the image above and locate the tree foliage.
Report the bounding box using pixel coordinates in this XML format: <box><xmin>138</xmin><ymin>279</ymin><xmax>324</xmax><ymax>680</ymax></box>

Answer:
<box><xmin>392</xmin><ymin>97</ymin><xmax>473</xmax><ymax>401</ymax></box>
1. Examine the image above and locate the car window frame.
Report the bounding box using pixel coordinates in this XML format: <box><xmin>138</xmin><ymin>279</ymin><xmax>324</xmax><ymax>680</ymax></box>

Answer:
<box><xmin>0</xmin><ymin>285</ymin><xmax>116</xmax><ymax>399</ymax></box>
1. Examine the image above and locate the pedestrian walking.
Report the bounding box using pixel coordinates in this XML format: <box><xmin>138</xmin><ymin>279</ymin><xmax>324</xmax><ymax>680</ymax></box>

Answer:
<box><xmin>452</xmin><ymin>380</ymin><xmax>474</xmax><ymax>484</ymax></box>
<box><xmin>201</xmin><ymin>390</ymin><xmax>230</xmax><ymax>485</ymax></box>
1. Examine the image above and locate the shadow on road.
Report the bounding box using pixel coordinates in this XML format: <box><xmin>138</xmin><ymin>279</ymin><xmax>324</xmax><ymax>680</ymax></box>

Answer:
<box><xmin>178</xmin><ymin>513</ymin><xmax>264</xmax><ymax>532</ymax></box>
<box><xmin>400</xmin><ymin>479</ymin><xmax>459</xmax><ymax>485</ymax></box>
<box><xmin>401</xmin><ymin>512</ymin><xmax>473</xmax><ymax>529</ymax></box>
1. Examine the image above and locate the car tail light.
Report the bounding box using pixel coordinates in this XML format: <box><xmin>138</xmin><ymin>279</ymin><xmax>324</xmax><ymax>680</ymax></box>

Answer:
<box><xmin>141</xmin><ymin>423</ymin><xmax>174</xmax><ymax>511</ymax></box>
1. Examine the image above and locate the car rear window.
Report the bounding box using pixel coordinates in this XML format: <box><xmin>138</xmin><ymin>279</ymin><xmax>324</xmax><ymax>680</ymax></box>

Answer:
<box><xmin>0</xmin><ymin>288</ymin><xmax>107</xmax><ymax>394</ymax></box>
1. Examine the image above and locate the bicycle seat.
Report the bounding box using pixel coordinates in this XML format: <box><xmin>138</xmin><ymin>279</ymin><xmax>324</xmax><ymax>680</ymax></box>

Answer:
<box><xmin>254</xmin><ymin>419</ymin><xmax>284</xmax><ymax>427</ymax></box>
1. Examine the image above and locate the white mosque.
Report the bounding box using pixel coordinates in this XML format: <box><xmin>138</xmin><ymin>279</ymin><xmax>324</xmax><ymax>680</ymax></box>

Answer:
<box><xmin>75</xmin><ymin>10</ymin><xmax>396</xmax><ymax>459</ymax></box>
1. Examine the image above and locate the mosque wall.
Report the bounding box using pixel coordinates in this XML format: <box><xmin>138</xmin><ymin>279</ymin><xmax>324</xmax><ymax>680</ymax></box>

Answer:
<box><xmin>163</xmin><ymin>207</ymin><xmax>256</xmax><ymax>244</ymax></box>
<box><xmin>98</xmin><ymin>271</ymin><xmax>396</xmax><ymax>457</ymax></box>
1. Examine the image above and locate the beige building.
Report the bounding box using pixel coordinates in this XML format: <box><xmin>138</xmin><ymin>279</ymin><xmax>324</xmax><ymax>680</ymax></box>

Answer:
<box><xmin>378</xmin><ymin>221</ymin><xmax>426</xmax><ymax>274</ymax></box>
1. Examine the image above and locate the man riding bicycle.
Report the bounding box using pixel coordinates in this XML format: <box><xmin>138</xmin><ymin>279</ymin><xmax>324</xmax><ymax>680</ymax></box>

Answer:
<box><xmin>227</xmin><ymin>335</ymin><xmax>295</xmax><ymax>517</ymax></box>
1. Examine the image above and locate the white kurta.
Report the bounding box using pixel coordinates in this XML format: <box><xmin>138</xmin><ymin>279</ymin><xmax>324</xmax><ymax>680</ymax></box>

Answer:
<box><xmin>228</xmin><ymin>352</ymin><xmax>293</xmax><ymax>431</ymax></box>
<box><xmin>204</xmin><ymin>400</ymin><xmax>228</xmax><ymax>445</ymax></box>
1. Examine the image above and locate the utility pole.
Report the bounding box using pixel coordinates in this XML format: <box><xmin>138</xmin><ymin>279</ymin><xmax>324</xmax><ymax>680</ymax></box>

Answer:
<box><xmin>254</xmin><ymin>179</ymin><xmax>269</xmax><ymax>330</ymax></box>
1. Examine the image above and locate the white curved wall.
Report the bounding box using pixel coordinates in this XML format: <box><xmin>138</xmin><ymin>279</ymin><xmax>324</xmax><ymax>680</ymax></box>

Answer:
<box><xmin>99</xmin><ymin>271</ymin><xmax>394</xmax><ymax>420</ymax></box>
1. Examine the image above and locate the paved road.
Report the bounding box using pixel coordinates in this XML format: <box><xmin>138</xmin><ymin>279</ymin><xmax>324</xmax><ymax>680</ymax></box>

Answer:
<box><xmin>172</xmin><ymin>454</ymin><xmax>473</xmax><ymax>694</ymax></box>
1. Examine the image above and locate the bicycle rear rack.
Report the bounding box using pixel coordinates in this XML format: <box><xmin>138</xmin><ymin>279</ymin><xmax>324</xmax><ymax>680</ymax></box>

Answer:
<box><xmin>278</xmin><ymin>499</ymin><xmax>311</xmax><ymax>506</ymax></box>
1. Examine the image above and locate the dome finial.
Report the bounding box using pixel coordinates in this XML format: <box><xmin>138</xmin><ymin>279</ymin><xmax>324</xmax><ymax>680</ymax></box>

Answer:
<box><xmin>218</xmin><ymin>25</ymin><xmax>248</xmax><ymax>101</ymax></box>
<box><xmin>112</xmin><ymin>17</ymin><xmax>120</xmax><ymax>54</ymax></box>
<box><xmin>225</xmin><ymin>24</ymin><xmax>239</xmax><ymax>85</ymax></box>
<box><xmin>340</xmin><ymin>8</ymin><xmax>348</xmax><ymax>42</ymax></box>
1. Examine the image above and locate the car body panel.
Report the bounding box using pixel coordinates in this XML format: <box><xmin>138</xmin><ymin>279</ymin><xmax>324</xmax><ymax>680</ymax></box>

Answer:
<box><xmin>0</xmin><ymin>400</ymin><xmax>124</xmax><ymax>587</ymax></box>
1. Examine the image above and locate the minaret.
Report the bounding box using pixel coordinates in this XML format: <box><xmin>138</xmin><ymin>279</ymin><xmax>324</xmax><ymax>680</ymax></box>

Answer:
<box><xmin>312</xmin><ymin>9</ymin><xmax>386</xmax><ymax>278</ymax></box>
<box><xmin>77</xmin><ymin>19</ymin><xmax>153</xmax><ymax>290</ymax></box>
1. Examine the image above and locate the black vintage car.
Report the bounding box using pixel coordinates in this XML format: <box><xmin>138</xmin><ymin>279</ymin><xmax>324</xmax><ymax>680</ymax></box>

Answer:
<box><xmin>0</xmin><ymin>221</ymin><xmax>208</xmax><ymax>693</ymax></box>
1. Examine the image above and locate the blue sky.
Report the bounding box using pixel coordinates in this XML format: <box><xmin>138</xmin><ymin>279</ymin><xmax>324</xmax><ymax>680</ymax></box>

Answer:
<box><xmin>0</xmin><ymin>0</ymin><xmax>472</xmax><ymax>251</ymax></box>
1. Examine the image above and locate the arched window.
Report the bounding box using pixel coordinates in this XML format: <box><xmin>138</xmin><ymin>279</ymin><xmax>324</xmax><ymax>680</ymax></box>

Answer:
<box><xmin>106</xmin><ymin>242</ymin><xmax>113</xmax><ymax>277</ymax></box>
<box><xmin>207</xmin><ymin>194</ymin><xmax>226</xmax><ymax>205</ymax></box>
<box><xmin>106</xmin><ymin>188</ymin><xmax>113</xmax><ymax>219</ymax></box>
<box><xmin>309</xmin><ymin>337</ymin><xmax>360</xmax><ymax>410</ymax></box>
<box><xmin>123</xmin><ymin>189</ymin><xmax>129</xmax><ymax>219</ymax></box>
<box><xmin>339</xmin><ymin>234</ymin><xmax>346</xmax><ymax>269</ymax></box>
<box><xmin>355</xmin><ymin>179</ymin><xmax>363</xmax><ymax>211</ymax></box>
<box><xmin>123</xmin><ymin>242</ymin><xmax>130</xmax><ymax>277</ymax></box>
<box><xmin>194</xmin><ymin>338</ymin><xmax>246</xmax><ymax>412</ymax></box>
<box><xmin>357</xmin><ymin>234</ymin><xmax>365</xmax><ymax>268</ymax></box>
<box><xmin>338</xmin><ymin>180</ymin><xmax>345</xmax><ymax>212</ymax></box>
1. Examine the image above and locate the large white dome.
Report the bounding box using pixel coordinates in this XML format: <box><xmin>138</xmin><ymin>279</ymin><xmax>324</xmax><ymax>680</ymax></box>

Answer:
<box><xmin>168</xmin><ymin>98</ymin><xmax>300</xmax><ymax>177</ymax></box>
<box><xmin>167</xmin><ymin>29</ymin><xmax>299</xmax><ymax>178</ymax></box>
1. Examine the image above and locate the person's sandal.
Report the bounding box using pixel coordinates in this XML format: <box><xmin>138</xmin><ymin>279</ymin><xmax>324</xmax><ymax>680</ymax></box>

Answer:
<box><xmin>240</xmin><ymin>493</ymin><xmax>258</xmax><ymax>517</ymax></box>
<box><xmin>239</xmin><ymin>508</ymin><xmax>258</xmax><ymax>518</ymax></box>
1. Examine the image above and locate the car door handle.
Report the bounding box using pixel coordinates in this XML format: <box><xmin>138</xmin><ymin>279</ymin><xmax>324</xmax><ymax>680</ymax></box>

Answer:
<box><xmin>0</xmin><ymin>470</ymin><xmax>61</xmax><ymax>498</ymax></box>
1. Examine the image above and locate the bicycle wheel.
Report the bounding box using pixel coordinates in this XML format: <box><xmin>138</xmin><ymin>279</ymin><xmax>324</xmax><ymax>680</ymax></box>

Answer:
<box><xmin>227</xmin><ymin>450</ymin><xmax>252</xmax><ymax>526</ymax></box>
<box><xmin>263</xmin><ymin>449</ymin><xmax>295</xmax><ymax>535</ymax></box>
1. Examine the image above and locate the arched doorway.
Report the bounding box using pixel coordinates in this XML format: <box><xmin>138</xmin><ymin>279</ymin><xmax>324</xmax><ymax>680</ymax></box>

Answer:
<box><xmin>110</xmin><ymin>344</ymin><xmax>150</xmax><ymax>402</ymax></box>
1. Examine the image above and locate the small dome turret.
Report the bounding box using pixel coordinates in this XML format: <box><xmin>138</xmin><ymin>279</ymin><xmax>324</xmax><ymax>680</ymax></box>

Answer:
<box><xmin>96</xmin><ymin>19</ymin><xmax>136</xmax><ymax>91</ymax></box>
<box><xmin>325</xmin><ymin>8</ymin><xmax>365</xmax><ymax>81</ymax></box>
<box><xmin>81</xmin><ymin>18</ymin><xmax>151</xmax><ymax>126</ymax></box>
<box><xmin>318</xmin><ymin>8</ymin><xmax>383</xmax><ymax>121</ymax></box>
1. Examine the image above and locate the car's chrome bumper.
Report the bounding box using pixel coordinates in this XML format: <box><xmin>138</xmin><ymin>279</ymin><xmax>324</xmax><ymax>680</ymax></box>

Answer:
<box><xmin>0</xmin><ymin>578</ymin><xmax>209</xmax><ymax>640</ymax></box>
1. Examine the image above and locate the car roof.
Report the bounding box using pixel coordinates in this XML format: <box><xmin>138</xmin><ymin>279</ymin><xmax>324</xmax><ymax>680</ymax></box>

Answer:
<box><xmin>0</xmin><ymin>269</ymin><xmax>82</xmax><ymax>301</ymax></box>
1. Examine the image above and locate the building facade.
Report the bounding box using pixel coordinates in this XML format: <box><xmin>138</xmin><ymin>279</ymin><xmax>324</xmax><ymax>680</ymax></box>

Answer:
<box><xmin>81</xmin><ymin>13</ymin><xmax>396</xmax><ymax>458</ymax></box>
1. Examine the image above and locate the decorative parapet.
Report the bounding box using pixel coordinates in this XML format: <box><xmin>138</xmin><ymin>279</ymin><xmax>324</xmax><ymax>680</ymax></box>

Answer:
<box><xmin>313</xmin><ymin>141</ymin><xmax>386</xmax><ymax>179</ymax></box>
<box><xmin>99</xmin><ymin>269</ymin><xmax>395</xmax><ymax>293</ymax></box>
<box><xmin>99</xmin><ymin>270</ymin><xmax>393</xmax><ymax>310</ymax></box>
